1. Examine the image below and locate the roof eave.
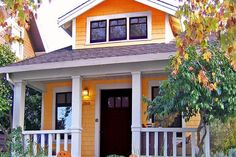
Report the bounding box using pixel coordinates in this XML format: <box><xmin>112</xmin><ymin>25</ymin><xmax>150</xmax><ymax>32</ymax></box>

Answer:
<box><xmin>58</xmin><ymin>0</ymin><xmax>105</xmax><ymax>26</ymax></box>
<box><xmin>134</xmin><ymin>0</ymin><xmax>178</xmax><ymax>16</ymax></box>
<box><xmin>0</xmin><ymin>52</ymin><xmax>175</xmax><ymax>74</ymax></box>
<box><xmin>58</xmin><ymin>0</ymin><xmax>178</xmax><ymax>26</ymax></box>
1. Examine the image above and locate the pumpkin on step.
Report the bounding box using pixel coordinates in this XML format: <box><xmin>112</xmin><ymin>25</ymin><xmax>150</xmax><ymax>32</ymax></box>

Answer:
<box><xmin>57</xmin><ymin>151</ymin><xmax>71</xmax><ymax>157</ymax></box>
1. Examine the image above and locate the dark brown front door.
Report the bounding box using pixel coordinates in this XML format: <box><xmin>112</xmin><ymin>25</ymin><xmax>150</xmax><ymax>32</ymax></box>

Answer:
<box><xmin>100</xmin><ymin>89</ymin><xmax>132</xmax><ymax>157</ymax></box>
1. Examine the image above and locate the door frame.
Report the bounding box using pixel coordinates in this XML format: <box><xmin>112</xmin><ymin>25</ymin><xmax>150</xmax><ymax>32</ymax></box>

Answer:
<box><xmin>95</xmin><ymin>83</ymin><xmax>132</xmax><ymax>157</ymax></box>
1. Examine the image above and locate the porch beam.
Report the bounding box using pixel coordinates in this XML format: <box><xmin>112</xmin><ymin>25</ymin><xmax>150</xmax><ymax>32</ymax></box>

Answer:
<box><xmin>131</xmin><ymin>71</ymin><xmax>142</xmax><ymax>154</ymax></box>
<box><xmin>12</xmin><ymin>81</ymin><xmax>26</xmax><ymax>129</ymax></box>
<box><xmin>71</xmin><ymin>76</ymin><xmax>82</xmax><ymax>157</ymax></box>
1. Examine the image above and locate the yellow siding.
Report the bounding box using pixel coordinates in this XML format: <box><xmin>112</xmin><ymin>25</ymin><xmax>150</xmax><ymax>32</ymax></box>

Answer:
<box><xmin>76</xmin><ymin>0</ymin><xmax>166</xmax><ymax>49</ymax></box>
<box><xmin>23</xmin><ymin>29</ymin><xmax>35</xmax><ymax>59</ymax></box>
<box><xmin>43</xmin><ymin>76</ymin><xmax>200</xmax><ymax>157</ymax></box>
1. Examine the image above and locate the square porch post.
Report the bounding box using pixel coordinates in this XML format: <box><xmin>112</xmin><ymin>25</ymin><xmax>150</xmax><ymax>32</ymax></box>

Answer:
<box><xmin>131</xmin><ymin>72</ymin><xmax>142</xmax><ymax>155</ymax></box>
<box><xmin>71</xmin><ymin>76</ymin><xmax>83</xmax><ymax>157</ymax></box>
<box><xmin>12</xmin><ymin>81</ymin><xmax>26</xmax><ymax>129</ymax></box>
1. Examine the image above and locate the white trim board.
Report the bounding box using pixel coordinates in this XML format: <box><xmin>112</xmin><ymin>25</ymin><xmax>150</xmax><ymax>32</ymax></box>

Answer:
<box><xmin>58</xmin><ymin>0</ymin><xmax>178</xmax><ymax>26</ymax></box>
<box><xmin>95</xmin><ymin>83</ymin><xmax>132</xmax><ymax>157</ymax></box>
<box><xmin>86</xmin><ymin>11</ymin><xmax>152</xmax><ymax>45</ymax></box>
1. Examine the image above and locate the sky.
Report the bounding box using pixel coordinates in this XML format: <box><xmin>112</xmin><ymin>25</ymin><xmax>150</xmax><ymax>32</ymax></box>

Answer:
<box><xmin>36</xmin><ymin>0</ymin><xmax>80</xmax><ymax>52</ymax></box>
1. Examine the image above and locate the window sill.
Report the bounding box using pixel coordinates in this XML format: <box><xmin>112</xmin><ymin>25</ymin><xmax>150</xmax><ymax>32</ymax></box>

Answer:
<box><xmin>86</xmin><ymin>38</ymin><xmax>152</xmax><ymax>46</ymax></box>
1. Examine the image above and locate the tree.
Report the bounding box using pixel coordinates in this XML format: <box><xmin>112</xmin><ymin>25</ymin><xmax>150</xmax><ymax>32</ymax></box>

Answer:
<box><xmin>144</xmin><ymin>1</ymin><xmax>236</xmax><ymax>156</ymax></box>
<box><xmin>0</xmin><ymin>45</ymin><xmax>16</xmax><ymax>135</ymax></box>
<box><xmin>146</xmin><ymin>43</ymin><xmax>236</xmax><ymax>156</ymax></box>
<box><xmin>24</xmin><ymin>87</ymin><xmax>42</xmax><ymax>131</ymax></box>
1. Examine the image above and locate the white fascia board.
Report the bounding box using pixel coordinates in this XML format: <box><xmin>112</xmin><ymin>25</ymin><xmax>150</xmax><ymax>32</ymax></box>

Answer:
<box><xmin>58</xmin><ymin>0</ymin><xmax>105</xmax><ymax>26</ymax></box>
<box><xmin>135</xmin><ymin>0</ymin><xmax>178</xmax><ymax>16</ymax></box>
<box><xmin>0</xmin><ymin>52</ymin><xmax>175</xmax><ymax>73</ymax></box>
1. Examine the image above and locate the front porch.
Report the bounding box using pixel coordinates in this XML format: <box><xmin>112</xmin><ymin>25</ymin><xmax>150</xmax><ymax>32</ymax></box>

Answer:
<box><xmin>10</xmin><ymin>60</ymin><xmax>210</xmax><ymax>157</ymax></box>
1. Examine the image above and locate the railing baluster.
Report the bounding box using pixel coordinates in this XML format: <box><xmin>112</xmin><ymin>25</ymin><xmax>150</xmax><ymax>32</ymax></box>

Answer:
<box><xmin>56</xmin><ymin>133</ymin><xmax>60</xmax><ymax>155</ymax></box>
<box><xmin>164</xmin><ymin>131</ymin><xmax>167</xmax><ymax>157</ymax></box>
<box><xmin>40</xmin><ymin>134</ymin><xmax>45</xmax><ymax>151</ymax></box>
<box><xmin>173</xmin><ymin>132</ymin><xmax>177</xmax><ymax>157</ymax></box>
<box><xmin>154</xmin><ymin>132</ymin><xmax>158</xmax><ymax>156</ymax></box>
<box><xmin>48</xmin><ymin>134</ymin><xmax>53</xmax><ymax>156</ymax></box>
<box><xmin>64</xmin><ymin>133</ymin><xmax>68</xmax><ymax>151</ymax></box>
<box><xmin>24</xmin><ymin>134</ymin><xmax>30</xmax><ymax>150</ymax></box>
<box><xmin>191</xmin><ymin>131</ymin><xmax>196</xmax><ymax>157</ymax></box>
<box><xmin>146</xmin><ymin>132</ymin><xmax>149</xmax><ymax>156</ymax></box>
<box><xmin>182</xmin><ymin>132</ymin><xmax>186</xmax><ymax>157</ymax></box>
<box><xmin>33</xmin><ymin>134</ymin><xmax>38</xmax><ymax>156</ymax></box>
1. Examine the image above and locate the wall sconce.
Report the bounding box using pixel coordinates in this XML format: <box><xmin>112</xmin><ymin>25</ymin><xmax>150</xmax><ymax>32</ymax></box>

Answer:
<box><xmin>82</xmin><ymin>88</ymin><xmax>89</xmax><ymax>97</ymax></box>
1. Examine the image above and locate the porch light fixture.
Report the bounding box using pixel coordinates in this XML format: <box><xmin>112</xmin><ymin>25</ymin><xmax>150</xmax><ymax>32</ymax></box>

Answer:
<box><xmin>82</xmin><ymin>88</ymin><xmax>89</xmax><ymax>97</ymax></box>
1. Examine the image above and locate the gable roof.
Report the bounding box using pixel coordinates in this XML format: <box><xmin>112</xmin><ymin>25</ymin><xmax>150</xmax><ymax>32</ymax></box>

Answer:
<box><xmin>58</xmin><ymin>0</ymin><xmax>179</xmax><ymax>26</ymax></box>
<box><xmin>0</xmin><ymin>42</ymin><xmax>176</xmax><ymax>73</ymax></box>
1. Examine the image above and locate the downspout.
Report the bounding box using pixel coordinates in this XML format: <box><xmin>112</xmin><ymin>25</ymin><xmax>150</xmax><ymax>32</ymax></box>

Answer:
<box><xmin>6</xmin><ymin>73</ymin><xmax>15</xmax><ymax>87</ymax></box>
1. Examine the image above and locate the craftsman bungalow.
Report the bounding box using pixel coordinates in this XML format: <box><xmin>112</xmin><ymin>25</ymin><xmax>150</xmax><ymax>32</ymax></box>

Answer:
<box><xmin>0</xmin><ymin>0</ymin><xmax>210</xmax><ymax>156</ymax></box>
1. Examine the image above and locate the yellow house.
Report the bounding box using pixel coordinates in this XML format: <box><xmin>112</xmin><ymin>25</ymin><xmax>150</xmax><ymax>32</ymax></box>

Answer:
<box><xmin>0</xmin><ymin>0</ymin><xmax>210</xmax><ymax>157</ymax></box>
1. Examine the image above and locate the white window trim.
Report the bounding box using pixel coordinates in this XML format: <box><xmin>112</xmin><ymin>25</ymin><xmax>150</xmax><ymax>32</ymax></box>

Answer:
<box><xmin>94</xmin><ymin>83</ymin><xmax>132</xmax><ymax>157</ymax></box>
<box><xmin>148</xmin><ymin>80</ymin><xmax>186</xmax><ymax>128</ymax></box>
<box><xmin>52</xmin><ymin>87</ymin><xmax>72</xmax><ymax>130</ymax></box>
<box><xmin>86</xmin><ymin>11</ymin><xmax>152</xmax><ymax>45</ymax></box>
<box><xmin>52</xmin><ymin>87</ymin><xmax>72</xmax><ymax>143</ymax></box>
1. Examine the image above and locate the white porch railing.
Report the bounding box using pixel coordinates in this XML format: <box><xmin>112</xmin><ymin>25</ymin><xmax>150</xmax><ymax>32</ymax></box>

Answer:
<box><xmin>140</xmin><ymin>127</ymin><xmax>208</xmax><ymax>157</ymax></box>
<box><xmin>22</xmin><ymin>130</ymin><xmax>72</xmax><ymax>156</ymax></box>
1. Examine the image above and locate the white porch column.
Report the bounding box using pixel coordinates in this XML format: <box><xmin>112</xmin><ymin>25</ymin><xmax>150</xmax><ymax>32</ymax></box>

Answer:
<box><xmin>71</xmin><ymin>76</ymin><xmax>82</xmax><ymax>157</ymax></box>
<box><xmin>131</xmin><ymin>72</ymin><xmax>142</xmax><ymax>154</ymax></box>
<box><xmin>204</xmin><ymin>126</ymin><xmax>211</xmax><ymax>157</ymax></box>
<box><xmin>12</xmin><ymin>81</ymin><xmax>26</xmax><ymax>129</ymax></box>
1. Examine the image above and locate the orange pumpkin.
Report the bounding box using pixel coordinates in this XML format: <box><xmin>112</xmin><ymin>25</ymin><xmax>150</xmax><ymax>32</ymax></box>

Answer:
<box><xmin>57</xmin><ymin>151</ymin><xmax>71</xmax><ymax>157</ymax></box>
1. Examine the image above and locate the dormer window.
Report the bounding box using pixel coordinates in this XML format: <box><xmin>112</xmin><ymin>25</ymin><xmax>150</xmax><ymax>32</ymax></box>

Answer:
<box><xmin>130</xmin><ymin>17</ymin><xmax>147</xmax><ymax>40</ymax></box>
<box><xmin>87</xmin><ymin>12</ymin><xmax>151</xmax><ymax>44</ymax></box>
<box><xmin>109</xmin><ymin>18</ymin><xmax>127</xmax><ymax>41</ymax></box>
<box><xmin>90</xmin><ymin>20</ymin><xmax>107</xmax><ymax>43</ymax></box>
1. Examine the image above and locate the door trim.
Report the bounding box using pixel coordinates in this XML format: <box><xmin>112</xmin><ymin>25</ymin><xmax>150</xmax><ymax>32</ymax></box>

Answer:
<box><xmin>95</xmin><ymin>83</ymin><xmax>132</xmax><ymax>157</ymax></box>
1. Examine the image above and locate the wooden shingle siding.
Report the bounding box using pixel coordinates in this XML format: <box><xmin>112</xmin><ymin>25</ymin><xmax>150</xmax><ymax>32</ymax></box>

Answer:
<box><xmin>23</xmin><ymin>29</ymin><xmax>35</xmax><ymax>59</ymax></box>
<box><xmin>76</xmin><ymin>0</ymin><xmax>166</xmax><ymax>49</ymax></box>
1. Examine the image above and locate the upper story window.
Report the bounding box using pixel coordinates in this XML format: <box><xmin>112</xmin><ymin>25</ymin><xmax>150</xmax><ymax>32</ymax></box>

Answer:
<box><xmin>109</xmin><ymin>18</ymin><xmax>127</xmax><ymax>41</ymax></box>
<box><xmin>87</xmin><ymin>12</ymin><xmax>151</xmax><ymax>44</ymax></box>
<box><xmin>130</xmin><ymin>16</ymin><xmax>147</xmax><ymax>39</ymax></box>
<box><xmin>90</xmin><ymin>20</ymin><xmax>107</xmax><ymax>43</ymax></box>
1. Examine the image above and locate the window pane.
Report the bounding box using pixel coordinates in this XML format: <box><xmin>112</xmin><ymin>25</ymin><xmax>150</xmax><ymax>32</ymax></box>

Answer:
<box><xmin>130</xmin><ymin>16</ymin><xmax>147</xmax><ymax>40</ymax></box>
<box><xmin>115</xmin><ymin>97</ymin><xmax>121</xmax><ymax>108</ymax></box>
<box><xmin>57</xmin><ymin>93</ymin><xmax>66</xmax><ymax>104</ymax></box>
<box><xmin>122</xmin><ymin>97</ymin><xmax>129</xmax><ymax>108</ymax></box>
<box><xmin>90</xmin><ymin>20</ymin><xmax>106</xmax><ymax>43</ymax></box>
<box><xmin>91</xmin><ymin>28</ymin><xmax>106</xmax><ymax>42</ymax></box>
<box><xmin>99</xmin><ymin>21</ymin><xmax>106</xmax><ymax>27</ymax></box>
<box><xmin>108</xmin><ymin>97</ymin><xmax>114</xmax><ymax>108</ymax></box>
<box><xmin>152</xmin><ymin>86</ymin><xmax>160</xmax><ymax>100</ymax></box>
<box><xmin>130</xmin><ymin>24</ymin><xmax>147</xmax><ymax>39</ymax></box>
<box><xmin>109</xmin><ymin>18</ymin><xmax>127</xmax><ymax>41</ymax></box>
<box><xmin>91</xmin><ymin>22</ymin><xmax>98</xmax><ymax>28</ymax></box>
<box><xmin>109</xmin><ymin>26</ymin><xmax>126</xmax><ymax>41</ymax></box>
<box><xmin>66</xmin><ymin>93</ymin><xmax>72</xmax><ymax>103</ymax></box>
<box><xmin>56</xmin><ymin>106</ymin><xmax>72</xmax><ymax>130</ymax></box>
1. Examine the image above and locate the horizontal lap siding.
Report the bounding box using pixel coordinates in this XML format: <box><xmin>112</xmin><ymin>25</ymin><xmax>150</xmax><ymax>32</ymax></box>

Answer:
<box><xmin>76</xmin><ymin>0</ymin><xmax>166</xmax><ymax>49</ymax></box>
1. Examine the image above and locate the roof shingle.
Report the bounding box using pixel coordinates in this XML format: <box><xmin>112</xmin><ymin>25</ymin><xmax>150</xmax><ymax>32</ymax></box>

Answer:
<box><xmin>10</xmin><ymin>43</ymin><xmax>176</xmax><ymax>67</ymax></box>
